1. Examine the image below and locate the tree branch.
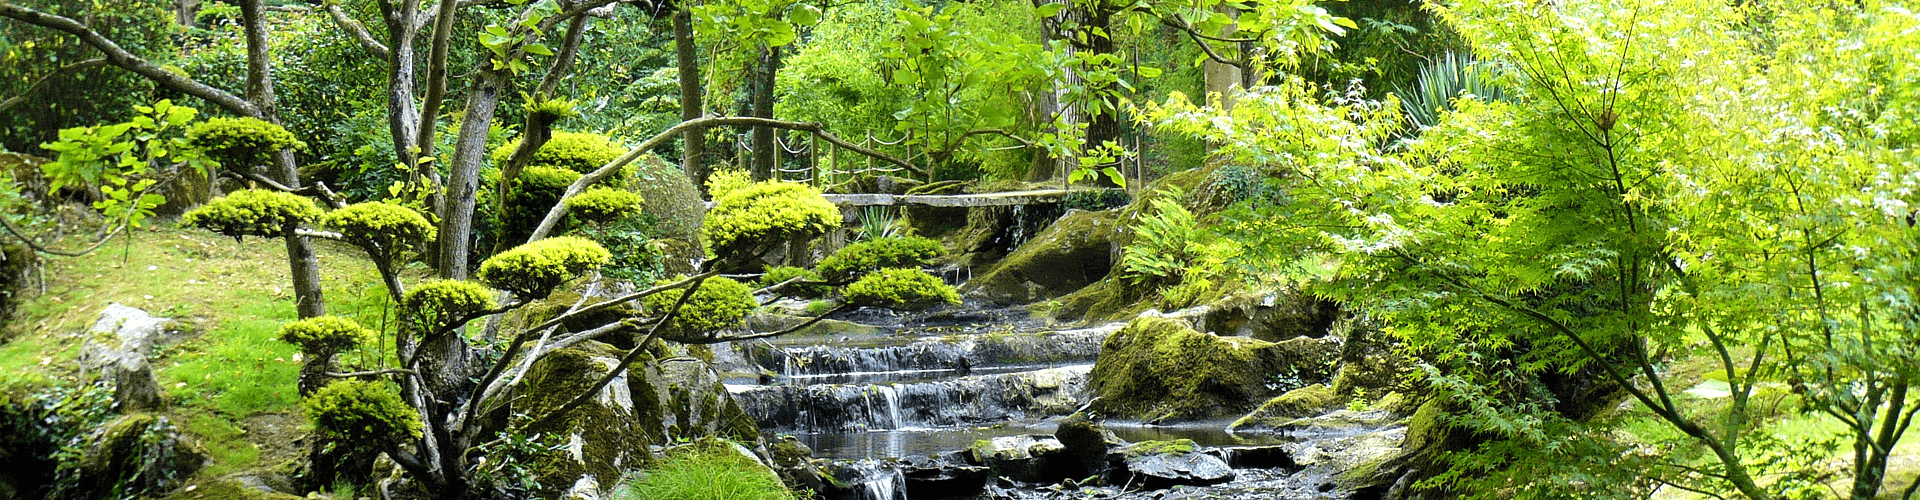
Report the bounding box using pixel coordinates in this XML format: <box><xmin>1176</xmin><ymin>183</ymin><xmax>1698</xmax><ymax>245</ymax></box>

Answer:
<box><xmin>323</xmin><ymin>2</ymin><xmax>391</xmax><ymax>60</ymax></box>
<box><xmin>0</xmin><ymin>4</ymin><xmax>257</xmax><ymax>116</ymax></box>
<box><xmin>525</xmin><ymin>274</ymin><xmax>711</xmax><ymax>431</ymax></box>
<box><xmin>326</xmin><ymin>368</ymin><xmax>417</xmax><ymax>378</ymax></box>
<box><xmin>667</xmin><ymin>304</ymin><xmax>856</xmax><ymax>344</ymax></box>
<box><xmin>0</xmin><ymin>57</ymin><xmax>105</xmax><ymax>113</ymax></box>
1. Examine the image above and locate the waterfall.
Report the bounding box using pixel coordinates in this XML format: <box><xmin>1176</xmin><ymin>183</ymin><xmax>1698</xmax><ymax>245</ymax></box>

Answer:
<box><xmin>842</xmin><ymin>460</ymin><xmax>907</xmax><ymax>500</ymax></box>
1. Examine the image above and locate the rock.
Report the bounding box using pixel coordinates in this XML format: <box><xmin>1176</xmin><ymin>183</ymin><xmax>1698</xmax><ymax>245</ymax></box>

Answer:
<box><xmin>901</xmin><ymin>180</ymin><xmax>970</xmax><ymax>238</ymax></box>
<box><xmin>1229</xmin><ymin>384</ymin><xmax>1343</xmax><ymax>432</ymax></box>
<box><xmin>0</xmin><ymin>244</ymin><xmax>34</xmax><ymax>321</ymax></box>
<box><xmin>1217</xmin><ymin>445</ymin><xmax>1297</xmax><ymax>470</ymax></box>
<box><xmin>961</xmin><ymin>208</ymin><xmax>1123</xmax><ymax>305</ymax></box>
<box><xmin>560</xmin><ymin>475</ymin><xmax>600</xmax><ymax>500</ymax></box>
<box><xmin>77</xmin><ymin>304</ymin><xmax>183</xmax><ymax>411</ymax></box>
<box><xmin>744</xmin><ymin>312</ymin><xmax>886</xmax><ymax>338</ymax></box>
<box><xmin>82</xmin><ymin>303</ymin><xmax>181</xmax><ymax>359</ymax></box>
<box><xmin>1053</xmin><ymin>416</ymin><xmax>1128</xmax><ymax>484</ymax></box>
<box><xmin>1088</xmin><ymin>316</ymin><xmax>1339</xmax><ymax>422</ymax></box>
<box><xmin>899</xmin><ymin>453</ymin><xmax>990</xmax><ymax>499</ymax></box>
<box><xmin>1200</xmin><ymin>289</ymin><xmax>1342</xmax><ymax>342</ymax></box>
<box><xmin>1117</xmin><ymin>440</ymin><xmax>1234</xmax><ymax>489</ymax></box>
<box><xmin>1331</xmin><ymin>317</ymin><xmax>1411</xmax><ymax>399</ymax></box>
<box><xmin>74</xmin><ymin>414</ymin><xmax>208</xmax><ymax>499</ymax></box>
<box><xmin>1276</xmin><ymin>409</ymin><xmax>1400</xmax><ymax>431</ymax></box>
<box><xmin>629</xmin><ymin>155</ymin><xmax>706</xmax><ymax>272</ymax></box>
<box><xmin>966</xmin><ymin>434</ymin><xmax>1081</xmax><ymax>484</ymax></box>
<box><xmin>824</xmin><ymin>459</ymin><xmax>908</xmax><ymax>500</ymax></box>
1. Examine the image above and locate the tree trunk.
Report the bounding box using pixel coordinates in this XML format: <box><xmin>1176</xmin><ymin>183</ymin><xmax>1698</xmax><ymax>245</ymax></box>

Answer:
<box><xmin>750</xmin><ymin>45</ymin><xmax>780</xmax><ymax>181</ymax></box>
<box><xmin>1080</xmin><ymin>7</ymin><xmax>1121</xmax><ymax>188</ymax></box>
<box><xmin>676</xmin><ymin>8</ymin><xmax>708</xmax><ymax>190</ymax></box>
<box><xmin>379</xmin><ymin>0</ymin><xmax>422</xmax><ymax>173</ymax></box>
<box><xmin>438</xmin><ymin>70</ymin><xmax>507</xmax><ymax>279</ymax></box>
<box><xmin>244</xmin><ymin>0</ymin><xmax>327</xmax><ymax>318</ymax></box>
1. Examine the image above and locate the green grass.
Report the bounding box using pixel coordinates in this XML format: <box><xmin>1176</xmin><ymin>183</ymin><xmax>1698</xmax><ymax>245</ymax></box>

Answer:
<box><xmin>612</xmin><ymin>439</ymin><xmax>796</xmax><ymax>500</ymax></box>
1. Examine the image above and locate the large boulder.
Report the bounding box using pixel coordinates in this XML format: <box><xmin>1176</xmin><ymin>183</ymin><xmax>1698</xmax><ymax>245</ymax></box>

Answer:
<box><xmin>1200</xmin><ymin>289</ymin><xmax>1342</xmax><ymax>342</ymax></box>
<box><xmin>628</xmin><ymin>155</ymin><xmax>706</xmax><ymax>274</ymax></box>
<box><xmin>77</xmin><ymin>304</ymin><xmax>185</xmax><ymax>412</ymax></box>
<box><xmin>1117</xmin><ymin>440</ymin><xmax>1234</xmax><ymax>489</ymax></box>
<box><xmin>1052</xmin><ymin>416</ymin><xmax>1128</xmax><ymax>484</ymax></box>
<box><xmin>965</xmin><ymin>434</ymin><xmax>1081</xmax><ymax>484</ymax></box>
<box><xmin>899</xmin><ymin>452</ymin><xmax>990</xmax><ymax>500</ymax></box>
<box><xmin>74</xmin><ymin>414</ymin><xmax>208</xmax><ymax>499</ymax></box>
<box><xmin>960</xmin><ymin>208</ymin><xmax>1123</xmax><ymax>305</ymax></box>
<box><xmin>1088</xmin><ymin>316</ymin><xmax>1338</xmax><ymax>422</ymax></box>
<box><xmin>1228</xmin><ymin>384</ymin><xmax>1343</xmax><ymax>432</ymax></box>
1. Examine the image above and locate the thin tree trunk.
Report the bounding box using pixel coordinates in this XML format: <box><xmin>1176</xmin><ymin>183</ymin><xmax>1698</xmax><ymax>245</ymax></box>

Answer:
<box><xmin>243</xmin><ymin>0</ymin><xmax>327</xmax><ymax>318</ymax></box>
<box><xmin>676</xmin><ymin>8</ymin><xmax>709</xmax><ymax>190</ymax></box>
<box><xmin>437</xmin><ymin>70</ymin><xmax>506</xmax><ymax>279</ymax></box>
<box><xmin>750</xmin><ymin>46</ymin><xmax>780</xmax><ymax>181</ymax></box>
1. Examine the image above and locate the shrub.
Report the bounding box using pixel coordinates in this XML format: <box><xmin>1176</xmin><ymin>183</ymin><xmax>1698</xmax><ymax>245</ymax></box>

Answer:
<box><xmin>612</xmin><ymin>438</ymin><xmax>794</xmax><ymax>500</ymax></box>
<box><xmin>402</xmin><ymin>280</ymin><xmax>495</xmax><ymax>332</ymax></box>
<box><xmin>565</xmin><ymin>187</ymin><xmax>644</xmax><ymax>225</ymax></box>
<box><xmin>816</xmin><ymin>236</ymin><xmax>944</xmax><ymax>282</ymax></box>
<box><xmin>843</xmin><ymin>268</ymin><xmax>959</xmax><ymax>310</ymax></box>
<box><xmin>490</xmin><ymin>130</ymin><xmax>624</xmax><ymax>174</ymax></box>
<box><xmin>186</xmin><ymin>117</ymin><xmax>306</xmax><ymax>168</ymax></box>
<box><xmin>321</xmin><ymin>201</ymin><xmax>436</xmax><ymax>257</ymax></box>
<box><xmin>278</xmin><ymin>316</ymin><xmax>375</xmax><ymax>355</ymax></box>
<box><xmin>499</xmin><ymin>166</ymin><xmax>583</xmax><ymax>244</ymax></box>
<box><xmin>703</xmin><ymin>182</ymin><xmax>840</xmax><ymax>256</ymax></box>
<box><xmin>304</xmin><ymin>380</ymin><xmax>422</xmax><ymax>445</ymax></box>
<box><xmin>1061</xmin><ymin>188</ymin><xmax>1132</xmax><ymax>211</ymax></box>
<box><xmin>704</xmin><ymin>168</ymin><xmax>753</xmax><ymax>201</ymax></box>
<box><xmin>477</xmin><ymin>236</ymin><xmax>612</xmax><ymax>299</ymax></box>
<box><xmin>642</xmin><ymin>276</ymin><xmax>757</xmax><ymax>334</ymax></box>
<box><xmin>758</xmin><ymin>266</ymin><xmax>828</xmax><ymax>298</ymax></box>
<box><xmin>181</xmin><ymin>189</ymin><xmax>322</xmax><ymax>240</ymax></box>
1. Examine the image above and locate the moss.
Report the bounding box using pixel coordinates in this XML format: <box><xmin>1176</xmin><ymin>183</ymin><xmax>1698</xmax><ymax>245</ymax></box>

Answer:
<box><xmin>565</xmin><ymin>187</ymin><xmax>644</xmax><ymax>225</ymax></box>
<box><xmin>515</xmin><ymin>344</ymin><xmax>641</xmax><ymax>494</ymax></box>
<box><xmin>758</xmin><ymin>266</ymin><xmax>829</xmax><ymax>298</ymax></box>
<box><xmin>181</xmin><ymin>189</ymin><xmax>321</xmax><ymax>240</ymax></box>
<box><xmin>321</xmin><ymin>202</ymin><xmax>435</xmax><ymax>257</ymax></box>
<box><xmin>155</xmin><ymin>478</ymin><xmax>303</xmax><ymax>500</ymax></box>
<box><xmin>187</xmin><ymin>117</ymin><xmax>305</xmax><ymax>168</ymax></box>
<box><xmin>815</xmin><ymin>236</ymin><xmax>945</xmax><ymax>282</ymax></box>
<box><xmin>276</xmin><ymin>316</ymin><xmax>373</xmax><ymax>355</ymax></box>
<box><xmin>491</xmin><ymin>130</ymin><xmax>626</xmax><ymax>174</ymax></box>
<box><xmin>477</xmin><ymin>236</ymin><xmax>611</xmax><ymax>299</ymax></box>
<box><xmin>1124</xmin><ymin>439</ymin><xmax>1198</xmax><ymax>457</ymax></box>
<box><xmin>303</xmin><ymin>379</ymin><xmax>421</xmax><ymax>445</ymax></box>
<box><xmin>962</xmin><ymin>208</ymin><xmax>1123</xmax><ymax>305</ymax></box>
<box><xmin>843</xmin><ymin>268</ymin><xmax>960</xmax><ymax>310</ymax></box>
<box><xmin>1229</xmin><ymin>383</ymin><xmax>1341</xmax><ymax>431</ymax></box>
<box><xmin>1087</xmin><ymin>316</ymin><xmax>1286</xmax><ymax>422</ymax></box>
<box><xmin>642</xmin><ymin>276</ymin><xmax>758</xmax><ymax>336</ymax></box>
<box><xmin>703</xmin><ymin>181</ymin><xmax>839</xmax><ymax>256</ymax></box>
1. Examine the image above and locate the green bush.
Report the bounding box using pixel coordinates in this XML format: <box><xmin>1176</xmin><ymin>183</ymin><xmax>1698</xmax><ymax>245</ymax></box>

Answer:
<box><xmin>642</xmin><ymin>276</ymin><xmax>757</xmax><ymax>334</ymax></box>
<box><xmin>758</xmin><ymin>266</ymin><xmax>828</xmax><ymax>298</ymax></box>
<box><xmin>490</xmin><ymin>130</ymin><xmax>625</xmax><ymax>174</ymax></box>
<box><xmin>1061</xmin><ymin>189</ymin><xmax>1132</xmax><ymax>211</ymax></box>
<box><xmin>476</xmin><ymin>236</ymin><xmax>612</xmax><ymax>299</ymax></box>
<box><xmin>843</xmin><ymin>268</ymin><xmax>959</xmax><ymax>310</ymax></box>
<box><xmin>499</xmin><ymin>166</ymin><xmax>584</xmax><ymax>244</ymax></box>
<box><xmin>565</xmin><ymin>187</ymin><xmax>644</xmax><ymax>225</ymax></box>
<box><xmin>186</xmin><ymin>117</ymin><xmax>306</xmax><ymax>168</ymax></box>
<box><xmin>704</xmin><ymin>181</ymin><xmax>840</xmax><ymax>256</ymax></box>
<box><xmin>303</xmin><ymin>379</ymin><xmax>422</xmax><ymax>445</ymax></box>
<box><xmin>704</xmin><ymin>169</ymin><xmax>753</xmax><ymax>201</ymax></box>
<box><xmin>612</xmin><ymin>438</ymin><xmax>794</xmax><ymax>500</ymax></box>
<box><xmin>321</xmin><ymin>202</ymin><xmax>436</xmax><ymax>257</ymax></box>
<box><xmin>816</xmin><ymin>235</ymin><xmax>944</xmax><ymax>282</ymax></box>
<box><xmin>181</xmin><ymin>189</ymin><xmax>322</xmax><ymax>240</ymax></box>
<box><xmin>402</xmin><ymin>280</ymin><xmax>495</xmax><ymax>332</ymax></box>
<box><xmin>277</xmin><ymin>316</ymin><xmax>374</xmax><ymax>355</ymax></box>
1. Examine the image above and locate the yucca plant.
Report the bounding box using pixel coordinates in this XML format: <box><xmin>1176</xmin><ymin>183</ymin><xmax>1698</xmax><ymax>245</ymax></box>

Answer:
<box><xmin>1398</xmin><ymin>52</ymin><xmax>1514</xmax><ymax>129</ymax></box>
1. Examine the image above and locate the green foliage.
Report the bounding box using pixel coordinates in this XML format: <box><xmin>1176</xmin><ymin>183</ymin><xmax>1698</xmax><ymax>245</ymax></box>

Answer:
<box><xmin>843</xmin><ymin>268</ymin><xmax>959</xmax><ymax>310</ymax></box>
<box><xmin>38</xmin><ymin>100</ymin><xmax>207</xmax><ymax>228</ymax></box>
<box><xmin>703</xmin><ymin>181</ymin><xmax>840</xmax><ymax>256</ymax></box>
<box><xmin>303</xmin><ymin>379</ymin><xmax>422</xmax><ymax>445</ymax></box>
<box><xmin>0</xmin><ymin>0</ymin><xmax>173</xmax><ymax>153</ymax></box>
<box><xmin>1121</xmin><ymin>188</ymin><xmax>1237</xmax><ymax>295</ymax></box>
<box><xmin>816</xmin><ymin>236</ymin><xmax>944</xmax><ymax>282</ymax></box>
<box><xmin>642</xmin><ymin>276</ymin><xmax>757</xmax><ymax>334</ymax></box>
<box><xmin>565</xmin><ymin>188</ymin><xmax>644</xmax><ymax>226</ymax></box>
<box><xmin>1059</xmin><ymin>189</ymin><xmax>1131</xmax><ymax>212</ymax></box>
<box><xmin>703</xmin><ymin>169</ymin><xmax>753</xmax><ymax>201</ymax></box>
<box><xmin>491</xmin><ymin>131</ymin><xmax>625</xmax><ymax>174</ymax></box>
<box><xmin>610</xmin><ymin>438</ymin><xmax>795</xmax><ymax>500</ymax></box>
<box><xmin>579</xmin><ymin>218</ymin><xmax>668</xmax><ymax>284</ymax></box>
<box><xmin>321</xmin><ymin>202</ymin><xmax>436</xmax><ymax>260</ymax></box>
<box><xmin>401</xmin><ymin>280</ymin><xmax>496</xmax><ymax>333</ymax></box>
<box><xmin>500</xmin><ymin>166</ymin><xmax>584</xmax><ymax>243</ymax></box>
<box><xmin>185</xmin><ymin>117</ymin><xmax>305</xmax><ymax>169</ymax></box>
<box><xmin>181</xmin><ymin>189</ymin><xmax>322</xmax><ymax>241</ymax></box>
<box><xmin>757</xmin><ymin>266</ymin><xmax>827</xmax><ymax>298</ymax></box>
<box><xmin>276</xmin><ymin>316</ymin><xmax>374</xmax><ymax>356</ymax></box>
<box><xmin>477</xmin><ymin>236</ymin><xmax>612</xmax><ymax>299</ymax></box>
<box><xmin>1397</xmin><ymin>52</ymin><xmax>1512</xmax><ymax>129</ymax></box>
<box><xmin>854</xmin><ymin>206</ymin><xmax>907</xmax><ymax>242</ymax></box>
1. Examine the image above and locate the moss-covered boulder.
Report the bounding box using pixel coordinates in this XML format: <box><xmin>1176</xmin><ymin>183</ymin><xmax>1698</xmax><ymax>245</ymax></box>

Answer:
<box><xmin>1228</xmin><ymin>384</ymin><xmax>1343</xmax><ymax>432</ymax></box>
<box><xmin>625</xmin><ymin>155</ymin><xmax>707</xmax><ymax>271</ymax></box>
<box><xmin>1200</xmin><ymin>288</ymin><xmax>1342</xmax><ymax>342</ymax></box>
<box><xmin>74</xmin><ymin>414</ymin><xmax>208</xmax><ymax>500</ymax></box>
<box><xmin>961</xmin><ymin>208</ymin><xmax>1123</xmax><ymax>305</ymax></box>
<box><xmin>964</xmin><ymin>434</ymin><xmax>1080</xmax><ymax>484</ymax></box>
<box><xmin>513</xmin><ymin>341</ymin><xmax>759</xmax><ymax>497</ymax></box>
<box><xmin>1087</xmin><ymin>316</ymin><xmax>1338</xmax><ymax>422</ymax></box>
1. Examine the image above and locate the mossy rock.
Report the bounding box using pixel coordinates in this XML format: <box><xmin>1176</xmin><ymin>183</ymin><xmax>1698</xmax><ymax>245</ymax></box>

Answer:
<box><xmin>0</xmin><ymin>244</ymin><xmax>35</xmax><ymax>322</ymax></box>
<box><xmin>515</xmin><ymin>342</ymin><xmax>654</xmax><ymax>497</ymax></box>
<box><xmin>824</xmin><ymin>175</ymin><xmax>924</xmax><ymax>195</ymax></box>
<box><xmin>1228</xmin><ymin>384</ymin><xmax>1343</xmax><ymax>431</ymax></box>
<box><xmin>626</xmin><ymin>154</ymin><xmax>706</xmax><ymax>245</ymax></box>
<box><xmin>961</xmin><ymin>208</ymin><xmax>1124</xmax><ymax>305</ymax></box>
<box><xmin>154</xmin><ymin>478</ymin><xmax>303</xmax><ymax>500</ymax></box>
<box><xmin>1087</xmin><ymin>316</ymin><xmax>1338</xmax><ymax>422</ymax></box>
<box><xmin>75</xmin><ymin>413</ymin><xmax>208</xmax><ymax>500</ymax></box>
<box><xmin>519</xmin><ymin>290</ymin><xmax>640</xmax><ymax>345</ymax></box>
<box><xmin>1200</xmin><ymin>289</ymin><xmax>1342</xmax><ymax>342</ymax></box>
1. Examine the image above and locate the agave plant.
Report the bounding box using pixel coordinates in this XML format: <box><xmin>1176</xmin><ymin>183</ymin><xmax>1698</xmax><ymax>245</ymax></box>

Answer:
<box><xmin>854</xmin><ymin>206</ymin><xmax>909</xmax><ymax>241</ymax></box>
<box><xmin>1398</xmin><ymin>52</ymin><xmax>1515</xmax><ymax>129</ymax></box>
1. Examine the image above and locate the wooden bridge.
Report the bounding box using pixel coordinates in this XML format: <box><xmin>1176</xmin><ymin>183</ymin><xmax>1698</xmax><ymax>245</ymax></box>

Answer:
<box><xmin>819</xmin><ymin>189</ymin><xmax>1076</xmax><ymax>207</ymax></box>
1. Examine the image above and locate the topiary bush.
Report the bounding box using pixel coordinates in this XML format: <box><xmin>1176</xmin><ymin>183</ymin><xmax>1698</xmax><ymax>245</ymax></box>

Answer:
<box><xmin>321</xmin><ymin>201</ymin><xmax>436</xmax><ymax>258</ymax></box>
<box><xmin>816</xmin><ymin>235</ymin><xmax>944</xmax><ymax>282</ymax></box>
<box><xmin>757</xmin><ymin>266</ymin><xmax>828</xmax><ymax>298</ymax></box>
<box><xmin>499</xmin><ymin>166</ymin><xmax>584</xmax><ymax>245</ymax></box>
<box><xmin>402</xmin><ymin>280</ymin><xmax>496</xmax><ymax>332</ymax></box>
<box><xmin>186</xmin><ymin>117</ymin><xmax>306</xmax><ymax>168</ymax></box>
<box><xmin>490</xmin><ymin>130</ymin><xmax>625</xmax><ymax>174</ymax></box>
<box><xmin>642</xmin><ymin>276</ymin><xmax>758</xmax><ymax>335</ymax></box>
<box><xmin>278</xmin><ymin>316</ymin><xmax>375</xmax><ymax>355</ymax></box>
<box><xmin>477</xmin><ymin>236</ymin><xmax>612</xmax><ymax>299</ymax></box>
<box><xmin>704</xmin><ymin>168</ymin><xmax>753</xmax><ymax>201</ymax></box>
<box><xmin>181</xmin><ymin>189</ymin><xmax>322</xmax><ymax>240</ymax></box>
<box><xmin>704</xmin><ymin>181</ymin><xmax>840</xmax><ymax>257</ymax></box>
<box><xmin>843</xmin><ymin>268</ymin><xmax>959</xmax><ymax>310</ymax></box>
<box><xmin>304</xmin><ymin>379</ymin><xmax>422</xmax><ymax>445</ymax></box>
<box><xmin>565</xmin><ymin>187</ymin><xmax>644</xmax><ymax>226</ymax></box>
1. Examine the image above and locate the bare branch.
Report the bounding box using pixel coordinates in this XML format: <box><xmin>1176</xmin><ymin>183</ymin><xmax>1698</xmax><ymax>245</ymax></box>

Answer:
<box><xmin>670</xmin><ymin>304</ymin><xmax>856</xmax><ymax>344</ymax></box>
<box><xmin>323</xmin><ymin>2</ymin><xmax>391</xmax><ymax>60</ymax></box>
<box><xmin>326</xmin><ymin>368</ymin><xmax>417</xmax><ymax>378</ymax></box>
<box><xmin>0</xmin><ymin>4</ymin><xmax>257</xmax><ymax>116</ymax></box>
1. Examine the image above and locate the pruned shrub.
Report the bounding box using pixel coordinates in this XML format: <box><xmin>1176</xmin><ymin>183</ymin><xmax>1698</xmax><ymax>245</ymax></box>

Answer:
<box><xmin>278</xmin><ymin>316</ymin><xmax>374</xmax><ymax>355</ymax></box>
<box><xmin>186</xmin><ymin>117</ymin><xmax>305</xmax><ymax>168</ymax></box>
<box><xmin>642</xmin><ymin>276</ymin><xmax>757</xmax><ymax>334</ymax></box>
<box><xmin>758</xmin><ymin>266</ymin><xmax>828</xmax><ymax>298</ymax></box>
<box><xmin>704</xmin><ymin>181</ymin><xmax>839</xmax><ymax>256</ymax></box>
<box><xmin>566</xmin><ymin>187</ymin><xmax>644</xmax><ymax>226</ymax></box>
<box><xmin>816</xmin><ymin>236</ymin><xmax>943</xmax><ymax>282</ymax></box>
<box><xmin>322</xmin><ymin>201</ymin><xmax>435</xmax><ymax>258</ymax></box>
<box><xmin>181</xmin><ymin>189</ymin><xmax>321</xmax><ymax>240</ymax></box>
<box><xmin>304</xmin><ymin>379</ymin><xmax>422</xmax><ymax>445</ymax></box>
<box><xmin>843</xmin><ymin>268</ymin><xmax>959</xmax><ymax>310</ymax></box>
<box><xmin>500</xmin><ymin>166</ymin><xmax>583</xmax><ymax>244</ymax></box>
<box><xmin>477</xmin><ymin>236</ymin><xmax>611</xmax><ymax>299</ymax></box>
<box><xmin>490</xmin><ymin>130</ymin><xmax>625</xmax><ymax>174</ymax></box>
<box><xmin>704</xmin><ymin>168</ymin><xmax>753</xmax><ymax>201</ymax></box>
<box><xmin>402</xmin><ymin>280</ymin><xmax>495</xmax><ymax>332</ymax></box>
